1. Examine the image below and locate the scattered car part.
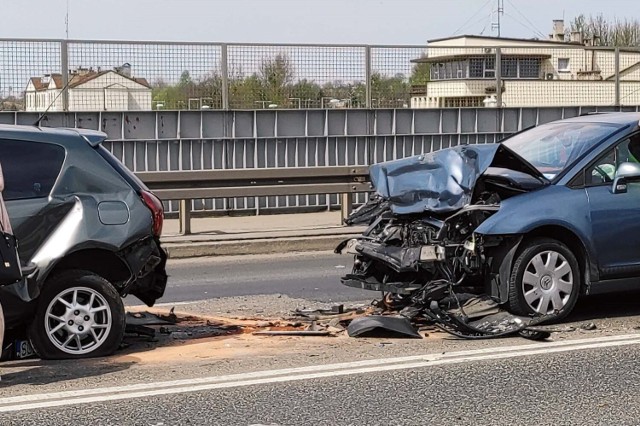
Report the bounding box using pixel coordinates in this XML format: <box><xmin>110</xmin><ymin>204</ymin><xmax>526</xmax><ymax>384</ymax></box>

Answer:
<box><xmin>347</xmin><ymin>315</ymin><xmax>422</xmax><ymax>339</ymax></box>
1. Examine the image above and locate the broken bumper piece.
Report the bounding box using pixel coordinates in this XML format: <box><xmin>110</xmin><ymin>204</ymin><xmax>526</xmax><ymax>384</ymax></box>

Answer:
<box><xmin>341</xmin><ymin>274</ymin><xmax>421</xmax><ymax>295</ymax></box>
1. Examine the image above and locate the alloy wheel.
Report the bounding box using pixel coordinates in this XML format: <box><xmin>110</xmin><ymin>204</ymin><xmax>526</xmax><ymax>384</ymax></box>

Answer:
<box><xmin>44</xmin><ymin>286</ymin><xmax>112</xmax><ymax>355</ymax></box>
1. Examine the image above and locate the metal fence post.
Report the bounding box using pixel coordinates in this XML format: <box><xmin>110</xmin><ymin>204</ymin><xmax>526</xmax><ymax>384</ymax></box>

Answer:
<box><xmin>495</xmin><ymin>47</ymin><xmax>502</xmax><ymax>108</ymax></box>
<box><xmin>340</xmin><ymin>193</ymin><xmax>353</xmax><ymax>224</ymax></box>
<box><xmin>615</xmin><ymin>47</ymin><xmax>620</xmax><ymax>107</ymax></box>
<box><xmin>365</xmin><ymin>45</ymin><xmax>372</xmax><ymax>108</ymax></box>
<box><xmin>60</xmin><ymin>40</ymin><xmax>69</xmax><ymax>112</ymax></box>
<box><xmin>179</xmin><ymin>199</ymin><xmax>192</xmax><ymax>235</ymax></box>
<box><xmin>221</xmin><ymin>43</ymin><xmax>229</xmax><ymax>110</ymax></box>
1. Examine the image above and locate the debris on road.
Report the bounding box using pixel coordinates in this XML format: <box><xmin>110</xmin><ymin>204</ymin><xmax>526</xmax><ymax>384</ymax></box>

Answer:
<box><xmin>347</xmin><ymin>316</ymin><xmax>422</xmax><ymax>339</ymax></box>
<box><xmin>333</xmin><ymin>144</ymin><xmax>575</xmax><ymax>340</ymax></box>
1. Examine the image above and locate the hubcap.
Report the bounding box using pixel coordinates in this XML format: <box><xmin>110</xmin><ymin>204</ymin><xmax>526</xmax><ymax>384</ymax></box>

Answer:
<box><xmin>522</xmin><ymin>250</ymin><xmax>574</xmax><ymax>314</ymax></box>
<box><xmin>44</xmin><ymin>287</ymin><xmax>112</xmax><ymax>355</ymax></box>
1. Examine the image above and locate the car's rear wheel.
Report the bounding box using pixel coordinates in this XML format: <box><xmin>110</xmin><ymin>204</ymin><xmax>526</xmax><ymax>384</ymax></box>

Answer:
<box><xmin>28</xmin><ymin>270</ymin><xmax>125</xmax><ymax>360</ymax></box>
<box><xmin>508</xmin><ymin>238</ymin><xmax>580</xmax><ymax>320</ymax></box>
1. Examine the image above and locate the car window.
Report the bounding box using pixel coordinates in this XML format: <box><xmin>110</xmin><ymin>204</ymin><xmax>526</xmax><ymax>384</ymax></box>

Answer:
<box><xmin>0</xmin><ymin>139</ymin><xmax>66</xmax><ymax>201</ymax></box>
<box><xmin>585</xmin><ymin>135</ymin><xmax>640</xmax><ymax>186</ymax></box>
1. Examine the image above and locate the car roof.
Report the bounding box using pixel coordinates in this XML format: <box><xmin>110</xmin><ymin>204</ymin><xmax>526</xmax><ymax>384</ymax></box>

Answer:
<box><xmin>0</xmin><ymin>124</ymin><xmax>107</xmax><ymax>146</ymax></box>
<box><xmin>552</xmin><ymin>112</ymin><xmax>640</xmax><ymax>127</ymax></box>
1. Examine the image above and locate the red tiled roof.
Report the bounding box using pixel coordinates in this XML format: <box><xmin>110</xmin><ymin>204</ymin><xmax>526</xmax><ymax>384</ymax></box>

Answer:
<box><xmin>29</xmin><ymin>77</ymin><xmax>46</xmax><ymax>91</ymax></box>
<box><xmin>28</xmin><ymin>70</ymin><xmax>151</xmax><ymax>91</ymax></box>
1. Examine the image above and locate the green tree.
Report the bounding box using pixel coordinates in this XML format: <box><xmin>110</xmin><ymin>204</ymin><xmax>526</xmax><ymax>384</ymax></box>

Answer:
<box><xmin>410</xmin><ymin>58</ymin><xmax>431</xmax><ymax>86</ymax></box>
<box><xmin>229</xmin><ymin>74</ymin><xmax>264</xmax><ymax>108</ymax></box>
<box><xmin>152</xmin><ymin>78</ymin><xmax>186</xmax><ymax>109</ymax></box>
<box><xmin>371</xmin><ymin>73</ymin><xmax>410</xmax><ymax>108</ymax></box>
<box><xmin>179</xmin><ymin>70</ymin><xmax>193</xmax><ymax>87</ymax></box>
<box><xmin>258</xmin><ymin>53</ymin><xmax>294</xmax><ymax>106</ymax></box>
<box><xmin>289</xmin><ymin>79</ymin><xmax>323</xmax><ymax>107</ymax></box>
<box><xmin>195</xmin><ymin>72</ymin><xmax>223</xmax><ymax>108</ymax></box>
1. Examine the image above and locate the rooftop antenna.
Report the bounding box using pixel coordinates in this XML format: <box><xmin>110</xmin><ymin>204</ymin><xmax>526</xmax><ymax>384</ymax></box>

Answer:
<box><xmin>65</xmin><ymin>0</ymin><xmax>69</xmax><ymax>39</ymax></box>
<box><xmin>491</xmin><ymin>0</ymin><xmax>504</xmax><ymax>37</ymax></box>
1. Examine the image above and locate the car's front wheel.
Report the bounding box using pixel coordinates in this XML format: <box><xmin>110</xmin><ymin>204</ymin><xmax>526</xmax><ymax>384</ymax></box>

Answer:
<box><xmin>507</xmin><ymin>238</ymin><xmax>580</xmax><ymax>320</ymax></box>
<box><xmin>28</xmin><ymin>270</ymin><xmax>126</xmax><ymax>360</ymax></box>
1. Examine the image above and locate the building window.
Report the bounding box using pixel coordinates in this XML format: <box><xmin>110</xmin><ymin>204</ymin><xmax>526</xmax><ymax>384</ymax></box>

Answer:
<box><xmin>443</xmin><ymin>96</ymin><xmax>485</xmax><ymax>108</ymax></box>
<box><xmin>519</xmin><ymin>58</ymin><xmax>541</xmax><ymax>78</ymax></box>
<box><xmin>484</xmin><ymin>57</ymin><xmax>495</xmax><ymax>78</ymax></box>
<box><xmin>469</xmin><ymin>58</ymin><xmax>484</xmax><ymax>78</ymax></box>
<box><xmin>430</xmin><ymin>57</ymin><xmax>542</xmax><ymax>80</ymax></box>
<box><xmin>501</xmin><ymin>58</ymin><xmax>518</xmax><ymax>78</ymax></box>
<box><xmin>558</xmin><ymin>58</ymin><xmax>570</xmax><ymax>72</ymax></box>
<box><xmin>430</xmin><ymin>60</ymin><xmax>469</xmax><ymax>80</ymax></box>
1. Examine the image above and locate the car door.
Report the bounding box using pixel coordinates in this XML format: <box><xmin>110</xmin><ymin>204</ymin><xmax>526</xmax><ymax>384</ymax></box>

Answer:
<box><xmin>0</xmin><ymin>139</ymin><xmax>67</xmax><ymax>261</ymax></box>
<box><xmin>584</xmin><ymin>135</ymin><xmax>640</xmax><ymax>279</ymax></box>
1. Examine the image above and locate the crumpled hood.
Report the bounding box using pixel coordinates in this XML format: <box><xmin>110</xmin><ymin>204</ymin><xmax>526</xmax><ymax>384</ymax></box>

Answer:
<box><xmin>369</xmin><ymin>144</ymin><xmax>545</xmax><ymax>215</ymax></box>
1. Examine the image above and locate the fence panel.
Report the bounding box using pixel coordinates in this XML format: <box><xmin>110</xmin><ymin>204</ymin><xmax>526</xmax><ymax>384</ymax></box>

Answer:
<box><xmin>0</xmin><ymin>40</ymin><xmax>62</xmax><ymax>111</ymax></box>
<box><xmin>370</xmin><ymin>46</ymin><xmax>426</xmax><ymax>108</ymax></box>
<box><xmin>227</xmin><ymin>44</ymin><xmax>367</xmax><ymax>109</ymax></box>
<box><xmin>4</xmin><ymin>38</ymin><xmax>640</xmax><ymax>112</ymax></box>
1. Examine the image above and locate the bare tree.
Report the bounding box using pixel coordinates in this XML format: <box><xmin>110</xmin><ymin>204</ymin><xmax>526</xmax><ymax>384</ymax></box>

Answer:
<box><xmin>569</xmin><ymin>14</ymin><xmax>640</xmax><ymax>46</ymax></box>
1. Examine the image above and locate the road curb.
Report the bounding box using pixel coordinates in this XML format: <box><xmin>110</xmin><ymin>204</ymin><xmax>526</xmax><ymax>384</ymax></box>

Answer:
<box><xmin>163</xmin><ymin>233</ymin><xmax>359</xmax><ymax>259</ymax></box>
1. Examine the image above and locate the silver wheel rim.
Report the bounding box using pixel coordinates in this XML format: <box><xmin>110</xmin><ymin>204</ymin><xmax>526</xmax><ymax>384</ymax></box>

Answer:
<box><xmin>522</xmin><ymin>250</ymin><xmax>574</xmax><ymax>314</ymax></box>
<box><xmin>44</xmin><ymin>286</ymin><xmax>112</xmax><ymax>355</ymax></box>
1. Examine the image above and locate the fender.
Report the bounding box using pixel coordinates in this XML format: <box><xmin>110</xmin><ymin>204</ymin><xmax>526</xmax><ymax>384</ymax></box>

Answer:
<box><xmin>476</xmin><ymin>184</ymin><xmax>599</xmax><ymax>284</ymax></box>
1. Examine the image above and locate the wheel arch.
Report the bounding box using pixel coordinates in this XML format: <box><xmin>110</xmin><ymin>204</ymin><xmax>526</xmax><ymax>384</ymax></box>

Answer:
<box><xmin>47</xmin><ymin>248</ymin><xmax>132</xmax><ymax>291</ymax></box>
<box><xmin>523</xmin><ymin>225</ymin><xmax>593</xmax><ymax>293</ymax></box>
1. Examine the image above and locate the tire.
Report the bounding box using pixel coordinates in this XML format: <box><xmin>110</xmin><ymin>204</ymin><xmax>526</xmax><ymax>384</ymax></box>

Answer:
<box><xmin>507</xmin><ymin>238</ymin><xmax>580</xmax><ymax>321</ymax></box>
<box><xmin>28</xmin><ymin>270</ymin><xmax>126</xmax><ymax>360</ymax></box>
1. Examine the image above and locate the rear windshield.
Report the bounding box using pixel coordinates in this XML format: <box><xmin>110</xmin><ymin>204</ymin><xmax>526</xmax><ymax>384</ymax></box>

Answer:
<box><xmin>96</xmin><ymin>146</ymin><xmax>148</xmax><ymax>192</ymax></box>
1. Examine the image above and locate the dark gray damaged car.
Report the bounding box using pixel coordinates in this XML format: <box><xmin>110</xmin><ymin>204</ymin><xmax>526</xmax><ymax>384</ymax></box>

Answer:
<box><xmin>0</xmin><ymin>124</ymin><xmax>167</xmax><ymax>359</ymax></box>
<box><xmin>338</xmin><ymin>113</ymin><xmax>640</xmax><ymax>335</ymax></box>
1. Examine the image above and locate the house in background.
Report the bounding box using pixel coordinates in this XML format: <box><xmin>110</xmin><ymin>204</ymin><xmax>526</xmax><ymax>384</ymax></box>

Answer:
<box><xmin>25</xmin><ymin>63</ymin><xmax>152</xmax><ymax>111</ymax></box>
<box><xmin>411</xmin><ymin>20</ymin><xmax>640</xmax><ymax>108</ymax></box>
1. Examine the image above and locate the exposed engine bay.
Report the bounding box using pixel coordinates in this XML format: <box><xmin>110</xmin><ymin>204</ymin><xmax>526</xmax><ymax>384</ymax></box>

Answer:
<box><xmin>336</xmin><ymin>144</ymin><xmax>556</xmax><ymax>339</ymax></box>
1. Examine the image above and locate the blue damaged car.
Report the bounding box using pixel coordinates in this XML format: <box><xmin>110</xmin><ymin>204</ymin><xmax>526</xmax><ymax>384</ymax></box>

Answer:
<box><xmin>338</xmin><ymin>112</ymin><xmax>640</xmax><ymax>320</ymax></box>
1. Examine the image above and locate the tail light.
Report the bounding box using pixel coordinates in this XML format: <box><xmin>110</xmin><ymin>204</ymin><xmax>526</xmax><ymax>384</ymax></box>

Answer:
<box><xmin>140</xmin><ymin>190</ymin><xmax>164</xmax><ymax>237</ymax></box>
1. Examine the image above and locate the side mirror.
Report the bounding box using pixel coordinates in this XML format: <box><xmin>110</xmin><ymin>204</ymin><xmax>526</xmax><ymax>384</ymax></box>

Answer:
<box><xmin>613</xmin><ymin>162</ymin><xmax>640</xmax><ymax>194</ymax></box>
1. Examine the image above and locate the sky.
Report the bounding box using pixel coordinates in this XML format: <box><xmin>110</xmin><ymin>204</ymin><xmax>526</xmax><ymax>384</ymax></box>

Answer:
<box><xmin>2</xmin><ymin>0</ymin><xmax>640</xmax><ymax>45</ymax></box>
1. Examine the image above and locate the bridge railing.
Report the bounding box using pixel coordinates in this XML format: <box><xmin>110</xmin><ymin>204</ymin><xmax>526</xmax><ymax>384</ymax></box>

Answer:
<box><xmin>136</xmin><ymin>166</ymin><xmax>371</xmax><ymax>234</ymax></box>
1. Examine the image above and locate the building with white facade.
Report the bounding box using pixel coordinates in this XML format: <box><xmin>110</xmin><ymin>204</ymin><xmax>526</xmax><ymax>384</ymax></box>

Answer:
<box><xmin>25</xmin><ymin>64</ymin><xmax>152</xmax><ymax>111</ymax></box>
<box><xmin>411</xmin><ymin>21</ymin><xmax>640</xmax><ymax>108</ymax></box>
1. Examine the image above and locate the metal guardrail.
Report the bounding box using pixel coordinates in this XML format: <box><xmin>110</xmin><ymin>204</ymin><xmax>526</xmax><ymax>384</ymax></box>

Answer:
<box><xmin>136</xmin><ymin>166</ymin><xmax>371</xmax><ymax>234</ymax></box>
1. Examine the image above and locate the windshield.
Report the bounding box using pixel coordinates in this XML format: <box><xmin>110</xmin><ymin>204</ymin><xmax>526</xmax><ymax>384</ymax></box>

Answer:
<box><xmin>502</xmin><ymin>121</ymin><xmax>621</xmax><ymax>180</ymax></box>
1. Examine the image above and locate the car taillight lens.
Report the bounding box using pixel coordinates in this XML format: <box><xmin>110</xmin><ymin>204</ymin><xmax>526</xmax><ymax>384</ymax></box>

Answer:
<box><xmin>140</xmin><ymin>190</ymin><xmax>164</xmax><ymax>237</ymax></box>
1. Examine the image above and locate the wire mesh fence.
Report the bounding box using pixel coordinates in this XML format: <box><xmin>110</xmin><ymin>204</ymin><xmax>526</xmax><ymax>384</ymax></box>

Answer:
<box><xmin>2</xmin><ymin>38</ymin><xmax>640</xmax><ymax>112</ymax></box>
<box><xmin>227</xmin><ymin>44</ymin><xmax>368</xmax><ymax>109</ymax></box>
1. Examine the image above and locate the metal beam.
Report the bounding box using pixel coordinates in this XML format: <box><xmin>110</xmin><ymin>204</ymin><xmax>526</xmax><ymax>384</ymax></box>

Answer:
<box><xmin>150</xmin><ymin>182</ymin><xmax>371</xmax><ymax>200</ymax></box>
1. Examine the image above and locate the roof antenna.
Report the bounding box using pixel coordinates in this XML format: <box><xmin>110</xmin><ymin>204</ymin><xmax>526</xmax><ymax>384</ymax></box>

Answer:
<box><xmin>65</xmin><ymin>0</ymin><xmax>70</xmax><ymax>40</ymax></box>
<box><xmin>491</xmin><ymin>0</ymin><xmax>504</xmax><ymax>37</ymax></box>
<box><xmin>33</xmin><ymin>78</ymin><xmax>73</xmax><ymax>127</ymax></box>
<box><xmin>34</xmin><ymin>0</ymin><xmax>72</xmax><ymax>127</ymax></box>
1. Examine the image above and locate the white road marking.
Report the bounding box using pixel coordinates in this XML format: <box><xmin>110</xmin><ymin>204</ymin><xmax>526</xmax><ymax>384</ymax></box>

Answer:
<box><xmin>2</xmin><ymin>333</ymin><xmax>640</xmax><ymax>412</ymax></box>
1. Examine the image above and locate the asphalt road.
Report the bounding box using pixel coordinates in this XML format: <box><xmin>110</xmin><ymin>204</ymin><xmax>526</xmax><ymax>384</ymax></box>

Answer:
<box><xmin>3</xmin><ymin>337</ymin><xmax>640</xmax><ymax>425</ymax></box>
<box><xmin>126</xmin><ymin>251</ymin><xmax>371</xmax><ymax>305</ymax></box>
<box><xmin>8</xmin><ymin>252</ymin><xmax>640</xmax><ymax>425</ymax></box>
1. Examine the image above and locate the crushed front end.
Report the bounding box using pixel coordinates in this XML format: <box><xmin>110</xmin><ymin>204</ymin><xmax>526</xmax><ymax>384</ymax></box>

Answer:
<box><xmin>336</xmin><ymin>144</ymin><xmax>553</xmax><ymax>338</ymax></box>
